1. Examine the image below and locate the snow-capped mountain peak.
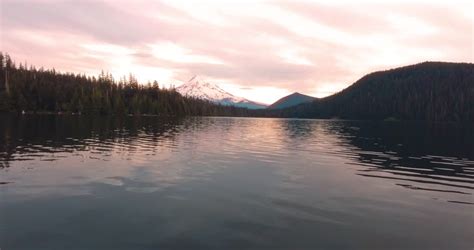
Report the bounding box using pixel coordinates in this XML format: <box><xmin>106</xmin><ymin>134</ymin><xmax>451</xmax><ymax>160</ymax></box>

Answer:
<box><xmin>176</xmin><ymin>76</ymin><xmax>266</xmax><ymax>109</ymax></box>
<box><xmin>177</xmin><ymin>75</ymin><xmax>245</xmax><ymax>103</ymax></box>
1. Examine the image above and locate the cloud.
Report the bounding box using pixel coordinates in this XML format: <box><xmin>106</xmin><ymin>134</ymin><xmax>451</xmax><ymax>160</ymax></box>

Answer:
<box><xmin>1</xmin><ymin>0</ymin><xmax>472</xmax><ymax>104</ymax></box>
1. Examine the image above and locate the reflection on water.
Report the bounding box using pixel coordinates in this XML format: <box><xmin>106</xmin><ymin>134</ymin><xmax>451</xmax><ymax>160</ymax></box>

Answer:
<box><xmin>1</xmin><ymin>115</ymin><xmax>473</xmax><ymax>249</ymax></box>
<box><xmin>325</xmin><ymin>122</ymin><xmax>474</xmax><ymax>196</ymax></box>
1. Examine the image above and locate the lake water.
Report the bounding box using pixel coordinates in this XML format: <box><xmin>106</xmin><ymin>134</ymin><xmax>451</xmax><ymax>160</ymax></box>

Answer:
<box><xmin>1</xmin><ymin>115</ymin><xmax>473</xmax><ymax>249</ymax></box>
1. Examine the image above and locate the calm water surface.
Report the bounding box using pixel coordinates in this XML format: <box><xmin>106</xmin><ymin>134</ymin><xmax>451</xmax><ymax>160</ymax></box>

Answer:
<box><xmin>1</xmin><ymin>115</ymin><xmax>473</xmax><ymax>249</ymax></box>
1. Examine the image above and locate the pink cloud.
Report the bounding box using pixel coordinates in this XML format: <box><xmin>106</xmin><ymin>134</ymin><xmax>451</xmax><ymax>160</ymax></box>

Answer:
<box><xmin>1</xmin><ymin>0</ymin><xmax>472</xmax><ymax>104</ymax></box>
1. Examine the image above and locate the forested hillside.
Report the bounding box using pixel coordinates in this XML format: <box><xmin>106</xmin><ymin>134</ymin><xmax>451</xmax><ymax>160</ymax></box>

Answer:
<box><xmin>272</xmin><ymin>62</ymin><xmax>474</xmax><ymax>121</ymax></box>
<box><xmin>0</xmin><ymin>53</ymin><xmax>250</xmax><ymax>117</ymax></box>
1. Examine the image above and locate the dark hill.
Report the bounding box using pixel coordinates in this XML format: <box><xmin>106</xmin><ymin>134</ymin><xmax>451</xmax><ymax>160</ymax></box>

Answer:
<box><xmin>268</xmin><ymin>92</ymin><xmax>316</xmax><ymax>109</ymax></box>
<box><xmin>275</xmin><ymin>62</ymin><xmax>474</xmax><ymax>121</ymax></box>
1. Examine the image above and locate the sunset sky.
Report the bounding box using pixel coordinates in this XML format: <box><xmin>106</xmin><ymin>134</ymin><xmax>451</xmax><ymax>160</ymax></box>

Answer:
<box><xmin>1</xmin><ymin>0</ymin><xmax>473</xmax><ymax>104</ymax></box>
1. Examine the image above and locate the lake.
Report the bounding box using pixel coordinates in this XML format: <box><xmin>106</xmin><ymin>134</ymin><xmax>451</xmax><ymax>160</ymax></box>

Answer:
<box><xmin>1</xmin><ymin>115</ymin><xmax>473</xmax><ymax>249</ymax></box>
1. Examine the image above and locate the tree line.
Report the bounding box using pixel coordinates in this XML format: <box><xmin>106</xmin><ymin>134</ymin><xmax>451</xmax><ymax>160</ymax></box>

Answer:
<box><xmin>1</xmin><ymin>52</ymin><xmax>472</xmax><ymax>121</ymax></box>
<box><xmin>0</xmin><ymin>52</ymin><xmax>251</xmax><ymax>117</ymax></box>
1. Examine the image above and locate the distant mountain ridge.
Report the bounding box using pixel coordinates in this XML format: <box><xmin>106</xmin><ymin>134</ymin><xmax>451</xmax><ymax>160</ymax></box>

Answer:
<box><xmin>268</xmin><ymin>92</ymin><xmax>316</xmax><ymax>109</ymax></box>
<box><xmin>176</xmin><ymin>76</ymin><xmax>266</xmax><ymax>109</ymax></box>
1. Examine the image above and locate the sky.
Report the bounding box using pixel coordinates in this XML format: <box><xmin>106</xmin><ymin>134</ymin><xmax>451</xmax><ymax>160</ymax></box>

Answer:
<box><xmin>1</xmin><ymin>0</ymin><xmax>473</xmax><ymax>104</ymax></box>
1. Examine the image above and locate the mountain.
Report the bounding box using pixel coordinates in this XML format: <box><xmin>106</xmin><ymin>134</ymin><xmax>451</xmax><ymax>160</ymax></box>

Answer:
<box><xmin>176</xmin><ymin>76</ymin><xmax>266</xmax><ymax>109</ymax></box>
<box><xmin>273</xmin><ymin>62</ymin><xmax>474</xmax><ymax>121</ymax></box>
<box><xmin>268</xmin><ymin>92</ymin><xmax>316</xmax><ymax>109</ymax></box>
